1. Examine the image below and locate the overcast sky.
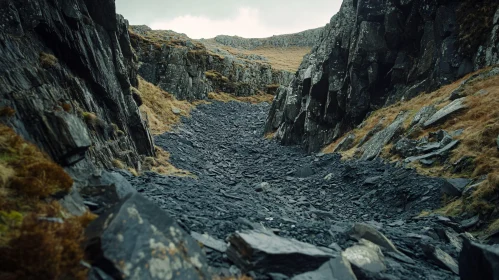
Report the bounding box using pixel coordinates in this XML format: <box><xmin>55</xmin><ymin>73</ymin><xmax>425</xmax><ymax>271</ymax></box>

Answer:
<box><xmin>116</xmin><ymin>0</ymin><xmax>342</xmax><ymax>39</ymax></box>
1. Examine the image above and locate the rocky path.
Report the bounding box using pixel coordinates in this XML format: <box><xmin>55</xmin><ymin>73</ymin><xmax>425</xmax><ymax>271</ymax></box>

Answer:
<box><xmin>126</xmin><ymin>102</ymin><xmax>465</xmax><ymax>279</ymax></box>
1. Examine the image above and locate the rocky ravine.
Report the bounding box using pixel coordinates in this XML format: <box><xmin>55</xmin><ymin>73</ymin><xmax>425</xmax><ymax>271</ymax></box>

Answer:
<box><xmin>130</xmin><ymin>26</ymin><xmax>294</xmax><ymax>100</ymax></box>
<box><xmin>266</xmin><ymin>0</ymin><xmax>499</xmax><ymax>152</ymax></box>
<box><xmin>125</xmin><ymin>101</ymin><xmax>497</xmax><ymax>279</ymax></box>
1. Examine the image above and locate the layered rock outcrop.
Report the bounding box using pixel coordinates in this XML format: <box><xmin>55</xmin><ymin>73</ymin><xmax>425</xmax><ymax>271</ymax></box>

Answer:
<box><xmin>209</xmin><ymin>27</ymin><xmax>323</xmax><ymax>49</ymax></box>
<box><xmin>0</xmin><ymin>0</ymin><xmax>155</xmax><ymax>169</ymax></box>
<box><xmin>266</xmin><ymin>0</ymin><xmax>499</xmax><ymax>152</ymax></box>
<box><xmin>130</xmin><ymin>27</ymin><xmax>294</xmax><ymax>100</ymax></box>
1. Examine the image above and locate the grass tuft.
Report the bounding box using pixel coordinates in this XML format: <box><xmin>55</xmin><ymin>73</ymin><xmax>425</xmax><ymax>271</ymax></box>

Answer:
<box><xmin>208</xmin><ymin>91</ymin><xmax>274</xmax><ymax>104</ymax></box>
<box><xmin>39</xmin><ymin>52</ymin><xmax>58</xmax><ymax>68</ymax></box>
<box><xmin>0</xmin><ymin>124</ymin><xmax>88</xmax><ymax>279</ymax></box>
<box><xmin>138</xmin><ymin>76</ymin><xmax>193</xmax><ymax>135</ymax></box>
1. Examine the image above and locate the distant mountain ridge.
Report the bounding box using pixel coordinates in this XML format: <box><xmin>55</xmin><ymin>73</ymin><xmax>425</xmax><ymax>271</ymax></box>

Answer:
<box><xmin>205</xmin><ymin>27</ymin><xmax>324</xmax><ymax>50</ymax></box>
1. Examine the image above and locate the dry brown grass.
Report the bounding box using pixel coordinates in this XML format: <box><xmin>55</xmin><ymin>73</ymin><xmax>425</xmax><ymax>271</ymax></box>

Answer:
<box><xmin>143</xmin><ymin>146</ymin><xmax>194</xmax><ymax>177</ymax></box>
<box><xmin>208</xmin><ymin>91</ymin><xmax>274</xmax><ymax>104</ymax></box>
<box><xmin>138</xmin><ymin>76</ymin><xmax>193</xmax><ymax>135</ymax></box>
<box><xmin>0</xmin><ymin>124</ymin><xmax>90</xmax><ymax>279</ymax></box>
<box><xmin>39</xmin><ymin>52</ymin><xmax>58</xmax><ymax>68</ymax></box>
<box><xmin>0</xmin><ymin>107</ymin><xmax>15</xmax><ymax>117</ymax></box>
<box><xmin>205</xmin><ymin>43</ymin><xmax>310</xmax><ymax>72</ymax></box>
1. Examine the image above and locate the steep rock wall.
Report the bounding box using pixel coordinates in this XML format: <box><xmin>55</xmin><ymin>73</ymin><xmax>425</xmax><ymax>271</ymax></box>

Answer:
<box><xmin>266</xmin><ymin>0</ymin><xmax>499</xmax><ymax>152</ymax></box>
<box><xmin>130</xmin><ymin>28</ymin><xmax>294</xmax><ymax>100</ymax></box>
<box><xmin>0</xmin><ymin>0</ymin><xmax>155</xmax><ymax>170</ymax></box>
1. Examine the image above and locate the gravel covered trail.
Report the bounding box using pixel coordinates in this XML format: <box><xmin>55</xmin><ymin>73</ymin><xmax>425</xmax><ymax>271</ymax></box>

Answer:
<box><xmin>126</xmin><ymin>101</ymin><xmax>461</xmax><ymax>279</ymax></box>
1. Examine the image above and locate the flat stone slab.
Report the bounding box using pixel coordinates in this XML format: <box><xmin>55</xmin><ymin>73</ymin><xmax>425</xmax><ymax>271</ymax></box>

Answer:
<box><xmin>292</xmin><ymin>255</ymin><xmax>357</xmax><ymax>280</ymax></box>
<box><xmin>85</xmin><ymin>193</ymin><xmax>211</xmax><ymax>280</ymax></box>
<box><xmin>191</xmin><ymin>231</ymin><xmax>228</xmax><ymax>252</ymax></box>
<box><xmin>361</xmin><ymin>112</ymin><xmax>408</xmax><ymax>160</ymax></box>
<box><xmin>404</xmin><ymin>140</ymin><xmax>460</xmax><ymax>163</ymax></box>
<box><xmin>343</xmin><ymin>239</ymin><xmax>386</xmax><ymax>274</ymax></box>
<box><xmin>227</xmin><ymin>229</ymin><xmax>334</xmax><ymax>277</ymax></box>
<box><xmin>424</xmin><ymin>98</ymin><xmax>467</xmax><ymax>128</ymax></box>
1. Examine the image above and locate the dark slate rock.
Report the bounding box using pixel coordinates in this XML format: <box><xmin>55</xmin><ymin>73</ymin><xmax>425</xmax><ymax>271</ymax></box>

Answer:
<box><xmin>96</xmin><ymin>171</ymin><xmax>137</xmax><ymax>199</ymax></box>
<box><xmin>333</xmin><ymin>133</ymin><xmax>356</xmax><ymax>153</ymax></box>
<box><xmin>59</xmin><ymin>186</ymin><xmax>88</xmax><ymax>216</ymax></box>
<box><xmin>227</xmin><ymin>229</ymin><xmax>334</xmax><ymax>277</ymax></box>
<box><xmin>421</xmin><ymin>244</ymin><xmax>459</xmax><ymax>275</ymax></box>
<box><xmin>361</xmin><ymin>112</ymin><xmax>408</xmax><ymax>160</ymax></box>
<box><xmin>459</xmin><ymin>239</ymin><xmax>499</xmax><ymax>280</ymax></box>
<box><xmin>405</xmin><ymin>140</ymin><xmax>460</xmax><ymax>163</ymax></box>
<box><xmin>44</xmin><ymin>111</ymin><xmax>92</xmax><ymax>165</ymax></box>
<box><xmin>85</xmin><ymin>193</ymin><xmax>211</xmax><ymax>280</ymax></box>
<box><xmin>291</xmin><ymin>255</ymin><xmax>357</xmax><ymax>280</ymax></box>
<box><xmin>392</xmin><ymin>137</ymin><xmax>419</xmax><ymax>158</ymax></box>
<box><xmin>441</xmin><ymin>178</ymin><xmax>472</xmax><ymax>197</ymax></box>
<box><xmin>295</xmin><ymin>166</ymin><xmax>315</xmax><ymax>178</ymax></box>
<box><xmin>423</xmin><ymin>98</ymin><xmax>467</xmax><ymax>128</ymax></box>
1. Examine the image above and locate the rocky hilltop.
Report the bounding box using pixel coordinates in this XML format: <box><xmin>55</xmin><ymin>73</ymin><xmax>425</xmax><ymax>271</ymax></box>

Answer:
<box><xmin>129</xmin><ymin>26</ymin><xmax>295</xmax><ymax>100</ymax></box>
<box><xmin>205</xmin><ymin>27</ymin><xmax>324</xmax><ymax>49</ymax></box>
<box><xmin>266</xmin><ymin>0</ymin><xmax>499</xmax><ymax>152</ymax></box>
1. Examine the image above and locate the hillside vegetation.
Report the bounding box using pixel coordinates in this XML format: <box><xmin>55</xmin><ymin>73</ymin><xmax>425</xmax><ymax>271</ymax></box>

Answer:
<box><xmin>324</xmin><ymin>67</ymin><xmax>499</xmax><ymax>235</ymax></box>
<box><xmin>0</xmin><ymin>124</ymin><xmax>94</xmax><ymax>279</ymax></box>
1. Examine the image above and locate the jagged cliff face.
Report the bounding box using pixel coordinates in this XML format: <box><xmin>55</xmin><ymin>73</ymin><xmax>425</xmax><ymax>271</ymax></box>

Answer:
<box><xmin>0</xmin><ymin>0</ymin><xmax>155</xmax><ymax>169</ymax></box>
<box><xmin>130</xmin><ymin>27</ymin><xmax>294</xmax><ymax>100</ymax></box>
<box><xmin>266</xmin><ymin>0</ymin><xmax>499</xmax><ymax>152</ymax></box>
<box><xmin>208</xmin><ymin>27</ymin><xmax>324</xmax><ymax>49</ymax></box>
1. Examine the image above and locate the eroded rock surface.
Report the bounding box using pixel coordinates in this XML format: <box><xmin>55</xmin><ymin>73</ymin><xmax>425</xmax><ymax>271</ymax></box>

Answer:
<box><xmin>265</xmin><ymin>0</ymin><xmax>499</xmax><ymax>152</ymax></box>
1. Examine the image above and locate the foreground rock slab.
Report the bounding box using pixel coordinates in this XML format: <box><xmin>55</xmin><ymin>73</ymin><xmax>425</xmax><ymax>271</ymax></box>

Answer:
<box><xmin>292</xmin><ymin>255</ymin><xmax>357</xmax><ymax>280</ymax></box>
<box><xmin>459</xmin><ymin>239</ymin><xmax>499</xmax><ymax>280</ymax></box>
<box><xmin>343</xmin><ymin>239</ymin><xmax>387</xmax><ymax>274</ymax></box>
<box><xmin>86</xmin><ymin>193</ymin><xmax>211</xmax><ymax>280</ymax></box>
<box><xmin>423</xmin><ymin>98</ymin><xmax>467</xmax><ymax>128</ymax></box>
<box><xmin>227</xmin><ymin>229</ymin><xmax>334</xmax><ymax>277</ymax></box>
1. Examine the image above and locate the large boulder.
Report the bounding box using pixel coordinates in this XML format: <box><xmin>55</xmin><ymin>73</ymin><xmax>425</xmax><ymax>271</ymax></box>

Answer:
<box><xmin>85</xmin><ymin>194</ymin><xmax>211</xmax><ymax>279</ymax></box>
<box><xmin>459</xmin><ymin>239</ymin><xmax>499</xmax><ymax>280</ymax></box>
<box><xmin>227</xmin><ymin>229</ymin><xmax>335</xmax><ymax>277</ymax></box>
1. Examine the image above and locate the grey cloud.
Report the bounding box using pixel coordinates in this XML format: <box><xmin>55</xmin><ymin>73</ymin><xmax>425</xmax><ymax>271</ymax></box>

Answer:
<box><xmin>116</xmin><ymin>0</ymin><xmax>342</xmax><ymax>32</ymax></box>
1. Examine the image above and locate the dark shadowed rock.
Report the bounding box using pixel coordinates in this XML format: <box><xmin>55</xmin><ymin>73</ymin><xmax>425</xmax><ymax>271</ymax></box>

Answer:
<box><xmin>441</xmin><ymin>178</ymin><xmax>472</xmax><ymax>197</ymax></box>
<box><xmin>404</xmin><ymin>140</ymin><xmax>460</xmax><ymax>163</ymax></box>
<box><xmin>421</xmin><ymin>244</ymin><xmax>459</xmax><ymax>275</ymax></box>
<box><xmin>333</xmin><ymin>133</ymin><xmax>356</xmax><ymax>153</ymax></box>
<box><xmin>459</xmin><ymin>239</ymin><xmax>499</xmax><ymax>280</ymax></box>
<box><xmin>295</xmin><ymin>166</ymin><xmax>315</xmax><ymax>178</ymax></box>
<box><xmin>227</xmin><ymin>229</ymin><xmax>334</xmax><ymax>277</ymax></box>
<box><xmin>423</xmin><ymin>98</ymin><xmax>467</xmax><ymax>128</ymax></box>
<box><xmin>392</xmin><ymin>138</ymin><xmax>419</xmax><ymax>158</ymax></box>
<box><xmin>0</xmin><ymin>0</ymin><xmax>155</xmax><ymax>170</ymax></box>
<box><xmin>361</xmin><ymin>112</ymin><xmax>408</xmax><ymax>160</ymax></box>
<box><xmin>86</xmin><ymin>193</ymin><xmax>211</xmax><ymax>280</ymax></box>
<box><xmin>291</xmin><ymin>255</ymin><xmax>357</xmax><ymax>280</ymax></box>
